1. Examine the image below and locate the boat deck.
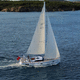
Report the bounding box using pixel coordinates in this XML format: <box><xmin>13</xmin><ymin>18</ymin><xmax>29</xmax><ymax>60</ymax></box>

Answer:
<box><xmin>23</xmin><ymin>57</ymin><xmax>60</xmax><ymax>63</ymax></box>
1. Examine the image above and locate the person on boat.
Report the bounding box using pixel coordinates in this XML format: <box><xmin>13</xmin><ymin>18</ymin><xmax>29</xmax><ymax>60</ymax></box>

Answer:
<box><xmin>19</xmin><ymin>55</ymin><xmax>29</xmax><ymax>63</ymax></box>
<box><xmin>27</xmin><ymin>55</ymin><xmax>30</xmax><ymax>62</ymax></box>
<box><xmin>20</xmin><ymin>57</ymin><xmax>26</xmax><ymax>63</ymax></box>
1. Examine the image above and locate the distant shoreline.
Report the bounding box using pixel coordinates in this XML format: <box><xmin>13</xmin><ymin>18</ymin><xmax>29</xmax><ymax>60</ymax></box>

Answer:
<box><xmin>0</xmin><ymin>1</ymin><xmax>80</xmax><ymax>12</ymax></box>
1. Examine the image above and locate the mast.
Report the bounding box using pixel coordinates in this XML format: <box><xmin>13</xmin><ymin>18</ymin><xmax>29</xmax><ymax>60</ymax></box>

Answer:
<box><xmin>27</xmin><ymin>2</ymin><xmax>45</xmax><ymax>55</ymax></box>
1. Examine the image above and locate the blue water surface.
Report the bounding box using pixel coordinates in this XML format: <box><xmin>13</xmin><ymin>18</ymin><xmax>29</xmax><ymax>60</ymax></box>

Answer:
<box><xmin>0</xmin><ymin>11</ymin><xmax>80</xmax><ymax>80</ymax></box>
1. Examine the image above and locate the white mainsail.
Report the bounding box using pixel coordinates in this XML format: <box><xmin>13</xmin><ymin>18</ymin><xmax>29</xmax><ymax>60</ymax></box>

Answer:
<box><xmin>27</xmin><ymin>2</ymin><xmax>60</xmax><ymax>59</ymax></box>
<box><xmin>45</xmin><ymin>16</ymin><xmax>60</xmax><ymax>59</ymax></box>
<box><xmin>27</xmin><ymin>2</ymin><xmax>45</xmax><ymax>55</ymax></box>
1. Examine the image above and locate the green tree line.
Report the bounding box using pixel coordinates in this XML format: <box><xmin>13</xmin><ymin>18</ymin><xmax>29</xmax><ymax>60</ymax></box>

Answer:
<box><xmin>0</xmin><ymin>1</ymin><xmax>80</xmax><ymax>11</ymax></box>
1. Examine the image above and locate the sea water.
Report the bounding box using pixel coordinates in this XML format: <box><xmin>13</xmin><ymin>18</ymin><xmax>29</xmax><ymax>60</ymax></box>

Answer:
<box><xmin>0</xmin><ymin>11</ymin><xmax>80</xmax><ymax>80</ymax></box>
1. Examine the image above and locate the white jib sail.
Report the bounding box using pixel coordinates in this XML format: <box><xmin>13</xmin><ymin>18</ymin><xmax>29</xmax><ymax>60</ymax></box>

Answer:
<box><xmin>27</xmin><ymin>2</ymin><xmax>45</xmax><ymax>55</ymax></box>
<box><xmin>45</xmin><ymin>16</ymin><xmax>60</xmax><ymax>59</ymax></box>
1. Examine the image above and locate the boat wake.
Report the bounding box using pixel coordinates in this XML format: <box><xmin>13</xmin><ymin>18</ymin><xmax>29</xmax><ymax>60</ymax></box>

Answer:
<box><xmin>0</xmin><ymin>63</ymin><xmax>29</xmax><ymax>69</ymax></box>
<box><xmin>0</xmin><ymin>63</ymin><xmax>48</xmax><ymax>69</ymax></box>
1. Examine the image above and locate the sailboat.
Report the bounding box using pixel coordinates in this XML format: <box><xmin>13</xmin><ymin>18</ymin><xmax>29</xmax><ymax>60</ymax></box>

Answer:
<box><xmin>19</xmin><ymin>2</ymin><xmax>60</xmax><ymax>67</ymax></box>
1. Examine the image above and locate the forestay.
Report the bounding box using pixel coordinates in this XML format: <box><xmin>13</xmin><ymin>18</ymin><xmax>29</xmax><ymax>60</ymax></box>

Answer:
<box><xmin>27</xmin><ymin>2</ymin><xmax>45</xmax><ymax>55</ymax></box>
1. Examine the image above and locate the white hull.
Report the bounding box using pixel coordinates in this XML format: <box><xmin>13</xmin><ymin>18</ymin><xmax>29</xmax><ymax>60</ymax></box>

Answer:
<box><xmin>19</xmin><ymin>58</ymin><xmax>60</xmax><ymax>67</ymax></box>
